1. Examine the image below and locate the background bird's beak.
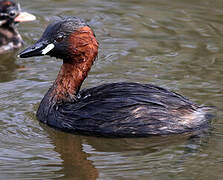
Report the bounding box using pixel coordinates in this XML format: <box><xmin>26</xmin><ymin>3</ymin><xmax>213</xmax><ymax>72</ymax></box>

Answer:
<box><xmin>14</xmin><ymin>12</ymin><xmax>36</xmax><ymax>23</ymax></box>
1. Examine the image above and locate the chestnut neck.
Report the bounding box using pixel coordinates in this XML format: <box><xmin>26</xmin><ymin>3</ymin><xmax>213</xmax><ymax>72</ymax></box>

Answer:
<box><xmin>51</xmin><ymin>26</ymin><xmax>98</xmax><ymax>103</ymax></box>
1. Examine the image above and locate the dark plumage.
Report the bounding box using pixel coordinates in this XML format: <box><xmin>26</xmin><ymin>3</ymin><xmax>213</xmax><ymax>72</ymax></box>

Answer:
<box><xmin>19</xmin><ymin>17</ymin><xmax>212</xmax><ymax>137</ymax></box>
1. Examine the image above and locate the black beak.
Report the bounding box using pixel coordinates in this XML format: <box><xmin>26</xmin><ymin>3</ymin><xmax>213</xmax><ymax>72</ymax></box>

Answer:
<box><xmin>19</xmin><ymin>40</ymin><xmax>48</xmax><ymax>58</ymax></box>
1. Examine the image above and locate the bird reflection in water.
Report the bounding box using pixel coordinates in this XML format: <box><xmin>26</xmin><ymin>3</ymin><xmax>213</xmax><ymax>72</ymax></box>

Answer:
<box><xmin>41</xmin><ymin>122</ymin><xmax>210</xmax><ymax>179</ymax></box>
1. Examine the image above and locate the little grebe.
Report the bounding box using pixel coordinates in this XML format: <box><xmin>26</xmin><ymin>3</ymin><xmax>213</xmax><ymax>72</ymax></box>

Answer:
<box><xmin>19</xmin><ymin>17</ymin><xmax>212</xmax><ymax>137</ymax></box>
<box><xmin>0</xmin><ymin>0</ymin><xmax>36</xmax><ymax>54</ymax></box>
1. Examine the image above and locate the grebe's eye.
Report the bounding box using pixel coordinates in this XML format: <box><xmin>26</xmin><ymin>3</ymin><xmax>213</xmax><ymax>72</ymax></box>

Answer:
<box><xmin>55</xmin><ymin>35</ymin><xmax>64</xmax><ymax>43</ymax></box>
<box><xmin>9</xmin><ymin>11</ymin><xmax>16</xmax><ymax>18</ymax></box>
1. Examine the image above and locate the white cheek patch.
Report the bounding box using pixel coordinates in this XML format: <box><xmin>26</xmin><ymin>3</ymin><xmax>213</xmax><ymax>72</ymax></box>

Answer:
<box><xmin>41</xmin><ymin>43</ymin><xmax>55</xmax><ymax>55</ymax></box>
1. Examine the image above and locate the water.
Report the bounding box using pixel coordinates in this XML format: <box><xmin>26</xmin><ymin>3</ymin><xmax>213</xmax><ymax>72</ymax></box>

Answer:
<box><xmin>0</xmin><ymin>0</ymin><xmax>223</xmax><ymax>179</ymax></box>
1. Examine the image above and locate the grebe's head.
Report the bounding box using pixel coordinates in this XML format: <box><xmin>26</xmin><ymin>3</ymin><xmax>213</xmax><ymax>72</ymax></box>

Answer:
<box><xmin>19</xmin><ymin>17</ymin><xmax>98</xmax><ymax>63</ymax></box>
<box><xmin>0</xmin><ymin>0</ymin><xmax>36</xmax><ymax>26</ymax></box>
